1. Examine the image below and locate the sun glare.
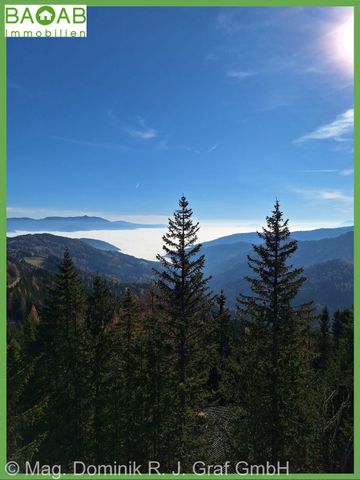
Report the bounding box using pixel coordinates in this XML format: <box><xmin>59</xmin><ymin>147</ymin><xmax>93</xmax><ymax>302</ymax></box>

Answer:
<box><xmin>339</xmin><ymin>17</ymin><xmax>354</xmax><ymax>62</ymax></box>
<box><xmin>333</xmin><ymin>15</ymin><xmax>354</xmax><ymax>72</ymax></box>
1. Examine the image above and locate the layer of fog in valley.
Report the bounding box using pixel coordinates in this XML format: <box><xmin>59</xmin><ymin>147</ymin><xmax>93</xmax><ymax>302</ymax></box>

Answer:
<box><xmin>7</xmin><ymin>225</ymin><xmax>243</xmax><ymax>260</ymax></box>
<box><xmin>7</xmin><ymin>219</ymin><xmax>347</xmax><ymax>261</ymax></box>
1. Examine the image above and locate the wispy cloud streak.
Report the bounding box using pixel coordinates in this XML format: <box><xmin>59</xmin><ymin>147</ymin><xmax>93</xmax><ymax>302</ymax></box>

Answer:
<box><xmin>294</xmin><ymin>108</ymin><xmax>354</xmax><ymax>144</ymax></box>
<box><xmin>299</xmin><ymin>169</ymin><xmax>337</xmax><ymax>173</ymax></box>
<box><xmin>125</xmin><ymin>117</ymin><xmax>158</xmax><ymax>140</ymax></box>
<box><xmin>292</xmin><ymin>187</ymin><xmax>353</xmax><ymax>204</ymax></box>
<box><xmin>206</xmin><ymin>144</ymin><xmax>218</xmax><ymax>154</ymax></box>
<box><xmin>340</xmin><ymin>168</ymin><xmax>354</xmax><ymax>176</ymax></box>
<box><xmin>318</xmin><ymin>190</ymin><xmax>353</xmax><ymax>203</ymax></box>
<box><xmin>226</xmin><ymin>70</ymin><xmax>256</xmax><ymax>80</ymax></box>
<box><xmin>51</xmin><ymin>135</ymin><xmax>130</xmax><ymax>151</ymax></box>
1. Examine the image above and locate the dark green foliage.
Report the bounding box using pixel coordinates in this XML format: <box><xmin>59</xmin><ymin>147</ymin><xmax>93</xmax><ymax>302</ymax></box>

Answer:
<box><xmin>7</xmin><ymin>198</ymin><xmax>353</xmax><ymax>474</ymax></box>
<box><xmin>207</xmin><ymin>291</ymin><xmax>233</xmax><ymax>405</ymax></box>
<box><xmin>109</xmin><ymin>288</ymin><xmax>146</xmax><ymax>463</ymax></box>
<box><xmin>317</xmin><ymin>308</ymin><xmax>353</xmax><ymax>472</ymax></box>
<box><xmin>316</xmin><ymin>306</ymin><xmax>331</xmax><ymax>372</ymax></box>
<box><xmin>35</xmin><ymin>250</ymin><xmax>90</xmax><ymax>466</ymax></box>
<box><xmin>215</xmin><ymin>291</ymin><xmax>231</xmax><ymax>361</ymax></box>
<box><xmin>153</xmin><ymin>196</ymin><xmax>212</xmax><ymax>467</ymax></box>
<box><xmin>235</xmin><ymin>201</ymin><xmax>321</xmax><ymax>469</ymax></box>
<box><xmin>87</xmin><ymin>276</ymin><xmax>117</xmax><ymax>464</ymax></box>
<box><xmin>7</xmin><ymin>317</ymin><xmax>47</xmax><ymax>468</ymax></box>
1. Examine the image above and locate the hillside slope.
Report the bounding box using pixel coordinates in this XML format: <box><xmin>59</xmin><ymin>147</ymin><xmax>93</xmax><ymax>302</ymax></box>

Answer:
<box><xmin>7</xmin><ymin>229</ymin><xmax>354</xmax><ymax>318</ymax></box>
<box><xmin>7</xmin><ymin>233</ymin><xmax>156</xmax><ymax>284</ymax></box>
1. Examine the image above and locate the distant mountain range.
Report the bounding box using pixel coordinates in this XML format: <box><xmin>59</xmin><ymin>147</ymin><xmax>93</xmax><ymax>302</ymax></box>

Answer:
<box><xmin>202</xmin><ymin>227</ymin><xmax>353</xmax><ymax>311</ymax></box>
<box><xmin>7</xmin><ymin>215</ymin><xmax>165</xmax><ymax>232</ymax></box>
<box><xmin>7</xmin><ymin>226</ymin><xmax>354</xmax><ymax>321</ymax></box>
<box><xmin>202</xmin><ymin>231</ymin><xmax>353</xmax><ymax>275</ymax></box>
<box><xmin>202</xmin><ymin>225</ymin><xmax>354</xmax><ymax>248</ymax></box>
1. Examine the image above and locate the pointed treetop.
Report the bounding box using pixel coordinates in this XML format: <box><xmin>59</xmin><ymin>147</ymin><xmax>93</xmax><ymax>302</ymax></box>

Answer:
<box><xmin>59</xmin><ymin>248</ymin><xmax>75</xmax><ymax>271</ymax></box>
<box><xmin>179</xmin><ymin>195</ymin><xmax>188</xmax><ymax>209</ymax></box>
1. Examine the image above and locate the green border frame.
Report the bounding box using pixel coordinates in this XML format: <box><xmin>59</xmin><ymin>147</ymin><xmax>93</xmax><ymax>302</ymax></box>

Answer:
<box><xmin>0</xmin><ymin>1</ymin><xmax>357</xmax><ymax>479</ymax></box>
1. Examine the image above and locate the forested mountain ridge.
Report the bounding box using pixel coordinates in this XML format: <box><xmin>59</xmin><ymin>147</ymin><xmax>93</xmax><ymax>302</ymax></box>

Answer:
<box><xmin>7</xmin><ymin>227</ymin><xmax>354</xmax><ymax>316</ymax></box>
<box><xmin>203</xmin><ymin>231</ymin><xmax>353</xmax><ymax>273</ymax></box>
<box><xmin>7</xmin><ymin>252</ymin><xmax>150</xmax><ymax>325</ymax></box>
<box><xmin>298</xmin><ymin>259</ymin><xmax>354</xmax><ymax>310</ymax></box>
<box><xmin>211</xmin><ymin>258</ymin><xmax>353</xmax><ymax>312</ymax></box>
<box><xmin>7</xmin><ymin>233</ymin><xmax>155</xmax><ymax>324</ymax></box>
<box><xmin>7</xmin><ymin>233</ymin><xmax>156</xmax><ymax>283</ymax></box>
<box><xmin>204</xmin><ymin>232</ymin><xmax>354</xmax><ymax>310</ymax></box>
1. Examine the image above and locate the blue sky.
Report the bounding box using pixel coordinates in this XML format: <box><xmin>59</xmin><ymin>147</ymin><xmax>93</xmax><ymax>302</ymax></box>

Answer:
<box><xmin>7</xmin><ymin>6</ymin><xmax>354</xmax><ymax>230</ymax></box>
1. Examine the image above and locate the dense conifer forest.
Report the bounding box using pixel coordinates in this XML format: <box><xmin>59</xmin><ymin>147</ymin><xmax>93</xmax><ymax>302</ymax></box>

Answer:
<box><xmin>7</xmin><ymin>197</ymin><xmax>353</xmax><ymax>473</ymax></box>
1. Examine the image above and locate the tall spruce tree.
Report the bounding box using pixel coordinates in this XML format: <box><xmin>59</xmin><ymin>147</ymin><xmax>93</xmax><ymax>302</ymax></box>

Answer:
<box><xmin>141</xmin><ymin>287</ymin><xmax>171</xmax><ymax>462</ymax></box>
<box><xmin>87</xmin><ymin>276</ymin><xmax>116</xmax><ymax>464</ymax></box>
<box><xmin>36</xmin><ymin>250</ymin><xmax>91</xmax><ymax>467</ymax></box>
<box><xmin>110</xmin><ymin>288</ymin><xmax>145</xmax><ymax>463</ymax></box>
<box><xmin>207</xmin><ymin>290</ymin><xmax>232</xmax><ymax>404</ymax></box>
<box><xmin>153</xmin><ymin>195</ymin><xmax>212</xmax><ymax>467</ymax></box>
<box><xmin>237</xmin><ymin>200</ymin><xmax>316</xmax><ymax>468</ymax></box>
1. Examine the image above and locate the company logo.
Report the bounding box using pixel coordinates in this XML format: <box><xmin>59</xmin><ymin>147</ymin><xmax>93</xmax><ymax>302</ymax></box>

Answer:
<box><xmin>4</xmin><ymin>5</ymin><xmax>87</xmax><ymax>38</ymax></box>
<box><xmin>36</xmin><ymin>6</ymin><xmax>56</xmax><ymax>26</ymax></box>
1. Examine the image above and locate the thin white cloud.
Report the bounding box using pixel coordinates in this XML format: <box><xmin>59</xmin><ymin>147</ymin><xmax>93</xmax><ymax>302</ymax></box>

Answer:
<box><xmin>318</xmin><ymin>191</ymin><xmax>353</xmax><ymax>203</ymax></box>
<box><xmin>125</xmin><ymin>117</ymin><xmax>158</xmax><ymax>140</ymax></box>
<box><xmin>108</xmin><ymin>109</ymin><xmax>168</xmax><ymax>149</ymax></box>
<box><xmin>340</xmin><ymin>168</ymin><xmax>354</xmax><ymax>176</ymax></box>
<box><xmin>300</xmin><ymin>169</ymin><xmax>337</xmax><ymax>173</ymax></box>
<box><xmin>298</xmin><ymin>169</ymin><xmax>354</xmax><ymax>177</ymax></box>
<box><xmin>226</xmin><ymin>70</ymin><xmax>256</xmax><ymax>80</ymax></box>
<box><xmin>178</xmin><ymin>145</ymin><xmax>201</xmax><ymax>155</ymax></box>
<box><xmin>52</xmin><ymin>135</ymin><xmax>130</xmax><ymax>151</ymax></box>
<box><xmin>206</xmin><ymin>144</ymin><xmax>218</xmax><ymax>154</ymax></box>
<box><xmin>261</xmin><ymin>95</ymin><xmax>291</xmax><ymax>112</ymax></box>
<box><xmin>294</xmin><ymin>108</ymin><xmax>354</xmax><ymax>144</ymax></box>
<box><xmin>292</xmin><ymin>187</ymin><xmax>353</xmax><ymax>204</ymax></box>
<box><xmin>178</xmin><ymin>144</ymin><xmax>218</xmax><ymax>155</ymax></box>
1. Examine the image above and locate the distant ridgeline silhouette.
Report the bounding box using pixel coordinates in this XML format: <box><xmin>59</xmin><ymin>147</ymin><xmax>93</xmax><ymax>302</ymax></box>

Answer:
<box><xmin>7</xmin><ymin>215</ymin><xmax>166</xmax><ymax>232</ymax></box>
